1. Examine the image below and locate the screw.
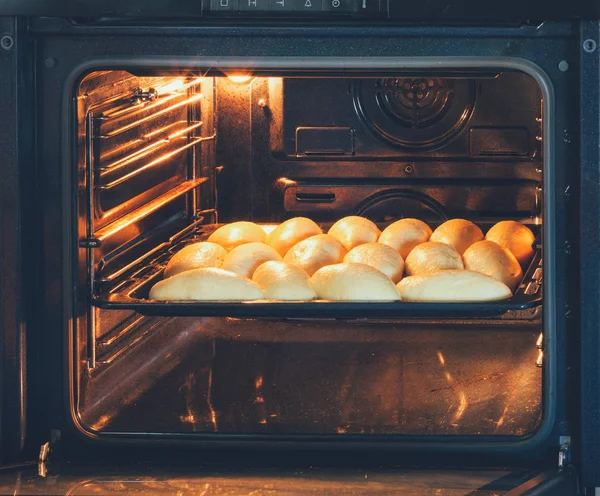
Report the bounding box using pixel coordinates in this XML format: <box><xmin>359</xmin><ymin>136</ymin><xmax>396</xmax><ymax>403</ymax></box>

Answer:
<box><xmin>558</xmin><ymin>60</ymin><xmax>569</xmax><ymax>72</ymax></box>
<box><xmin>44</xmin><ymin>57</ymin><xmax>57</xmax><ymax>68</ymax></box>
<box><xmin>404</xmin><ymin>165</ymin><xmax>414</xmax><ymax>174</ymax></box>
<box><xmin>0</xmin><ymin>35</ymin><xmax>14</xmax><ymax>51</ymax></box>
<box><xmin>583</xmin><ymin>39</ymin><xmax>597</xmax><ymax>53</ymax></box>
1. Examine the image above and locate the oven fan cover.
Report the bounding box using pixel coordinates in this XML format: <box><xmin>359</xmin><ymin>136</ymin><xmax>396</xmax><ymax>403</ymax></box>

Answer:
<box><xmin>353</xmin><ymin>78</ymin><xmax>476</xmax><ymax>151</ymax></box>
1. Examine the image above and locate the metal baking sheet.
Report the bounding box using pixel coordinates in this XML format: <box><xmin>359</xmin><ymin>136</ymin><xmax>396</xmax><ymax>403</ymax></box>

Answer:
<box><xmin>92</xmin><ymin>223</ymin><xmax>542</xmax><ymax>319</ymax></box>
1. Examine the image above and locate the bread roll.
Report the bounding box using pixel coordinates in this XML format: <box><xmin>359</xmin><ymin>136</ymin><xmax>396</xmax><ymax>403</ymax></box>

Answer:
<box><xmin>266</xmin><ymin>217</ymin><xmax>322</xmax><ymax>256</ymax></box>
<box><xmin>463</xmin><ymin>240</ymin><xmax>523</xmax><ymax>290</ymax></box>
<box><xmin>485</xmin><ymin>220</ymin><xmax>536</xmax><ymax>265</ymax></box>
<box><xmin>343</xmin><ymin>242</ymin><xmax>404</xmax><ymax>283</ymax></box>
<box><xmin>252</xmin><ymin>261</ymin><xmax>316</xmax><ymax>301</ymax></box>
<box><xmin>207</xmin><ymin>221</ymin><xmax>266</xmax><ymax>251</ymax></box>
<box><xmin>283</xmin><ymin>234</ymin><xmax>347</xmax><ymax>277</ymax></box>
<box><xmin>328</xmin><ymin>216</ymin><xmax>381</xmax><ymax>251</ymax></box>
<box><xmin>378</xmin><ymin>218</ymin><xmax>433</xmax><ymax>259</ymax></box>
<box><xmin>311</xmin><ymin>263</ymin><xmax>401</xmax><ymax>301</ymax></box>
<box><xmin>221</xmin><ymin>242</ymin><xmax>282</xmax><ymax>279</ymax></box>
<box><xmin>404</xmin><ymin>242</ymin><xmax>464</xmax><ymax>276</ymax></box>
<box><xmin>430</xmin><ymin>219</ymin><xmax>484</xmax><ymax>255</ymax></box>
<box><xmin>398</xmin><ymin>270</ymin><xmax>512</xmax><ymax>302</ymax></box>
<box><xmin>164</xmin><ymin>242</ymin><xmax>227</xmax><ymax>279</ymax></box>
<box><xmin>149</xmin><ymin>267</ymin><xmax>263</xmax><ymax>301</ymax></box>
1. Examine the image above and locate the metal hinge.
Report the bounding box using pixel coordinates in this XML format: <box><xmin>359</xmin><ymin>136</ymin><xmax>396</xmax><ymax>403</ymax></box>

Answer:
<box><xmin>558</xmin><ymin>435</ymin><xmax>571</xmax><ymax>468</ymax></box>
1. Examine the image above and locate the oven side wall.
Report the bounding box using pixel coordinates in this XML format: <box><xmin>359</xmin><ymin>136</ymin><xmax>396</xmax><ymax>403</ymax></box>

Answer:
<box><xmin>28</xmin><ymin>21</ymin><xmax>580</xmax><ymax>466</ymax></box>
<box><xmin>0</xmin><ymin>17</ymin><xmax>34</xmax><ymax>465</ymax></box>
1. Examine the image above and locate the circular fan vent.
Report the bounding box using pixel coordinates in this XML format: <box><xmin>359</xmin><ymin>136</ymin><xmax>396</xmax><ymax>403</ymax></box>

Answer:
<box><xmin>353</xmin><ymin>77</ymin><xmax>476</xmax><ymax>150</ymax></box>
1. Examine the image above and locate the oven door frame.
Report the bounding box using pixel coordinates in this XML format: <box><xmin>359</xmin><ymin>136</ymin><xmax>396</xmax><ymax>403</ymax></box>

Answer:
<box><xmin>24</xmin><ymin>19</ymin><xmax>579</xmax><ymax>468</ymax></box>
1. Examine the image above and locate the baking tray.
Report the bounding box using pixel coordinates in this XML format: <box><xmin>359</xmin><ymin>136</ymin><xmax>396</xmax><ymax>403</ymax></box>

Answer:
<box><xmin>91</xmin><ymin>223</ymin><xmax>543</xmax><ymax>319</ymax></box>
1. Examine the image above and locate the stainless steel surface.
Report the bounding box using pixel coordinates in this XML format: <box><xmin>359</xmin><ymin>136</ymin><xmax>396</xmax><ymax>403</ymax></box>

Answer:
<box><xmin>77</xmin><ymin>320</ymin><xmax>542</xmax><ymax>437</ymax></box>
<box><xmin>0</xmin><ymin>466</ymin><xmax>551</xmax><ymax>495</ymax></box>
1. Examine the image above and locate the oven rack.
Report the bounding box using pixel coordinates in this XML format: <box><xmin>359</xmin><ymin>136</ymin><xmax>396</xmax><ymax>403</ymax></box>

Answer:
<box><xmin>92</xmin><ymin>224</ymin><xmax>543</xmax><ymax>319</ymax></box>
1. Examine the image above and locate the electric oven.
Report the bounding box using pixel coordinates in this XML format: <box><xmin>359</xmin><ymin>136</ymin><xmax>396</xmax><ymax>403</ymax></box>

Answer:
<box><xmin>0</xmin><ymin>1</ymin><xmax>598</xmax><ymax>494</ymax></box>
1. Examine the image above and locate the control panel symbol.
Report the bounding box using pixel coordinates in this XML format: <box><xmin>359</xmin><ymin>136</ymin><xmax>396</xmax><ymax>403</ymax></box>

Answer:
<box><xmin>331</xmin><ymin>0</ymin><xmax>340</xmax><ymax>6</ymax></box>
<box><xmin>305</xmin><ymin>0</ymin><xmax>312</xmax><ymax>6</ymax></box>
<box><xmin>220</xmin><ymin>0</ymin><xmax>229</xmax><ymax>5</ymax></box>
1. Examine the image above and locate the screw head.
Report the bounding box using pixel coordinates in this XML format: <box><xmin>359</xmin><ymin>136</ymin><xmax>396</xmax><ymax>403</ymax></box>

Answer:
<box><xmin>0</xmin><ymin>35</ymin><xmax>14</xmax><ymax>51</ymax></box>
<box><xmin>404</xmin><ymin>165</ymin><xmax>414</xmax><ymax>174</ymax></box>
<box><xmin>44</xmin><ymin>57</ymin><xmax>57</xmax><ymax>68</ymax></box>
<box><xmin>558</xmin><ymin>60</ymin><xmax>569</xmax><ymax>72</ymax></box>
<box><xmin>583</xmin><ymin>39</ymin><xmax>597</xmax><ymax>53</ymax></box>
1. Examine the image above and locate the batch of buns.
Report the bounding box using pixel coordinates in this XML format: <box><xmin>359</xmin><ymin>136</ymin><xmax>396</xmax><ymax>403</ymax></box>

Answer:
<box><xmin>149</xmin><ymin>216</ymin><xmax>536</xmax><ymax>303</ymax></box>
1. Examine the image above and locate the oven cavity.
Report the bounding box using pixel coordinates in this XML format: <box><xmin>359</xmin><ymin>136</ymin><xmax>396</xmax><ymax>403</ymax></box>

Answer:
<box><xmin>74</xmin><ymin>68</ymin><xmax>545</xmax><ymax>442</ymax></box>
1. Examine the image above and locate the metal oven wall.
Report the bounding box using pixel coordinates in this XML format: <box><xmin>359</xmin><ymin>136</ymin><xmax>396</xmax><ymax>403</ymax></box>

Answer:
<box><xmin>24</xmin><ymin>19</ymin><xmax>582</xmax><ymax>468</ymax></box>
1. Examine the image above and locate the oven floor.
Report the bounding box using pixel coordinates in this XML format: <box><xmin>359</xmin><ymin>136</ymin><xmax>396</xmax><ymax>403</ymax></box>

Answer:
<box><xmin>79</xmin><ymin>318</ymin><xmax>543</xmax><ymax>438</ymax></box>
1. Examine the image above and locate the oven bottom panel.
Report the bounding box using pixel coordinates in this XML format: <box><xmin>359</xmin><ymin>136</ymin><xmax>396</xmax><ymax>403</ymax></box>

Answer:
<box><xmin>78</xmin><ymin>318</ymin><xmax>542</xmax><ymax>439</ymax></box>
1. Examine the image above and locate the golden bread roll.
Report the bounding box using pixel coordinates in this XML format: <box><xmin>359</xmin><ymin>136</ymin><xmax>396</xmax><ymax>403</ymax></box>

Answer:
<box><xmin>404</xmin><ymin>242</ymin><xmax>464</xmax><ymax>276</ymax></box>
<box><xmin>343</xmin><ymin>242</ymin><xmax>404</xmax><ymax>283</ymax></box>
<box><xmin>485</xmin><ymin>220</ymin><xmax>536</xmax><ymax>265</ymax></box>
<box><xmin>283</xmin><ymin>234</ymin><xmax>347</xmax><ymax>277</ymax></box>
<box><xmin>430</xmin><ymin>219</ymin><xmax>484</xmax><ymax>255</ymax></box>
<box><xmin>265</xmin><ymin>217</ymin><xmax>322</xmax><ymax>256</ymax></box>
<box><xmin>463</xmin><ymin>240</ymin><xmax>523</xmax><ymax>290</ymax></box>
<box><xmin>328</xmin><ymin>216</ymin><xmax>381</xmax><ymax>251</ymax></box>
<box><xmin>397</xmin><ymin>270</ymin><xmax>512</xmax><ymax>302</ymax></box>
<box><xmin>207</xmin><ymin>221</ymin><xmax>266</xmax><ymax>251</ymax></box>
<box><xmin>164</xmin><ymin>242</ymin><xmax>227</xmax><ymax>279</ymax></box>
<box><xmin>149</xmin><ymin>267</ymin><xmax>263</xmax><ymax>301</ymax></box>
<box><xmin>378</xmin><ymin>218</ymin><xmax>433</xmax><ymax>259</ymax></box>
<box><xmin>221</xmin><ymin>242</ymin><xmax>282</xmax><ymax>278</ymax></box>
<box><xmin>252</xmin><ymin>261</ymin><xmax>316</xmax><ymax>301</ymax></box>
<box><xmin>311</xmin><ymin>263</ymin><xmax>401</xmax><ymax>301</ymax></box>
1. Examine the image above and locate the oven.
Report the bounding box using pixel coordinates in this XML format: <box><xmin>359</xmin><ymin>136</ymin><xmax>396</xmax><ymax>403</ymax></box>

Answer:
<box><xmin>0</xmin><ymin>2</ymin><xmax>598</xmax><ymax>494</ymax></box>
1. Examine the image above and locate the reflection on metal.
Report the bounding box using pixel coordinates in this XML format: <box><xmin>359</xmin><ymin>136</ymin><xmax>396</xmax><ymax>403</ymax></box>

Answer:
<box><xmin>536</xmin><ymin>332</ymin><xmax>544</xmax><ymax>348</ymax></box>
<box><xmin>536</xmin><ymin>350</ymin><xmax>544</xmax><ymax>368</ymax></box>
<box><xmin>38</xmin><ymin>442</ymin><xmax>50</xmax><ymax>463</ymax></box>
<box><xmin>93</xmin><ymin>178</ymin><xmax>208</xmax><ymax>243</ymax></box>
<box><xmin>436</xmin><ymin>350</ymin><xmax>469</xmax><ymax>426</ymax></box>
<box><xmin>207</xmin><ymin>340</ymin><xmax>218</xmax><ymax>433</ymax></box>
<box><xmin>558</xmin><ymin>436</ymin><xmax>571</xmax><ymax>468</ymax></box>
<box><xmin>79</xmin><ymin>322</ymin><xmax>542</xmax><ymax>437</ymax></box>
<box><xmin>0</xmin><ymin>466</ymin><xmax>564</xmax><ymax>496</ymax></box>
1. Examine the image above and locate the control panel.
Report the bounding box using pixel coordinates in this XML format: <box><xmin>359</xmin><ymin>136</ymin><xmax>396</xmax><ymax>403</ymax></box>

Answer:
<box><xmin>207</xmin><ymin>0</ymin><xmax>385</xmax><ymax>17</ymax></box>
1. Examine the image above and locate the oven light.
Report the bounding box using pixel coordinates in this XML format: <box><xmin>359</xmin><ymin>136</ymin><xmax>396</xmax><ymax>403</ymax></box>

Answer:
<box><xmin>228</xmin><ymin>74</ymin><xmax>253</xmax><ymax>83</ymax></box>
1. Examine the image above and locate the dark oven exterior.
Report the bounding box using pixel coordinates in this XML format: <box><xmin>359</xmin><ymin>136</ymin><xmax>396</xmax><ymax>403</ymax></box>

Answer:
<box><xmin>0</xmin><ymin>6</ymin><xmax>599</xmax><ymax>493</ymax></box>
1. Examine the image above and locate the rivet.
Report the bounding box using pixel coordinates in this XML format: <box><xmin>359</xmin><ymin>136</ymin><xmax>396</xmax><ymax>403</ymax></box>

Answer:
<box><xmin>44</xmin><ymin>57</ymin><xmax>57</xmax><ymax>68</ymax></box>
<box><xmin>558</xmin><ymin>60</ymin><xmax>569</xmax><ymax>72</ymax></box>
<box><xmin>583</xmin><ymin>39</ymin><xmax>597</xmax><ymax>53</ymax></box>
<box><xmin>0</xmin><ymin>35</ymin><xmax>14</xmax><ymax>51</ymax></box>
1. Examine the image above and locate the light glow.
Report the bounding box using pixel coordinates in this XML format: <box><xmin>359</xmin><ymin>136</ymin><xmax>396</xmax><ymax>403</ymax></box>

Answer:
<box><xmin>228</xmin><ymin>75</ymin><xmax>252</xmax><ymax>83</ymax></box>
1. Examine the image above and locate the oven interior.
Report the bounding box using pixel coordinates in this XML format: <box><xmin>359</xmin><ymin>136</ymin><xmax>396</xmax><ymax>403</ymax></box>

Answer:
<box><xmin>73</xmin><ymin>69</ymin><xmax>546</xmax><ymax>441</ymax></box>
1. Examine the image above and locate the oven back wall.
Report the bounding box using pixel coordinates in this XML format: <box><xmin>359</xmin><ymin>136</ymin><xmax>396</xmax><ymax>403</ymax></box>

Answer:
<box><xmin>29</xmin><ymin>20</ymin><xmax>580</xmax><ymax>465</ymax></box>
